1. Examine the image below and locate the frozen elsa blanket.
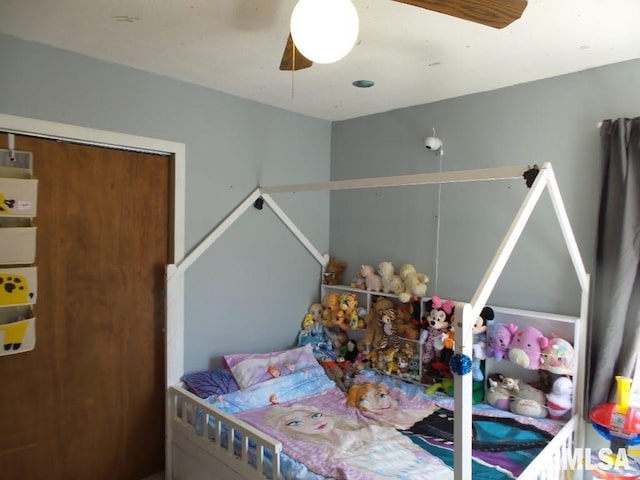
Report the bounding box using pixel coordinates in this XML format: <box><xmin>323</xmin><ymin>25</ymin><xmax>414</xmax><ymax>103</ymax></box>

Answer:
<box><xmin>211</xmin><ymin>368</ymin><xmax>448</xmax><ymax>480</ymax></box>
<box><xmin>236</xmin><ymin>386</ymin><xmax>448</xmax><ymax>480</ymax></box>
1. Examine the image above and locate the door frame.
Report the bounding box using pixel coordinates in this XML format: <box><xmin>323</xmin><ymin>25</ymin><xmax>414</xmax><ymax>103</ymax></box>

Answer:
<box><xmin>0</xmin><ymin>113</ymin><xmax>186</xmax><ymax>389</ymax></box>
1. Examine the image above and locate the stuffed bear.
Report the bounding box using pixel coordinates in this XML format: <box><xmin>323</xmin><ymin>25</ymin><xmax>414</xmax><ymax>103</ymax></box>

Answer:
<box><xmin>397</xmin><ymin>264</ymin><xmax>429</xmax><ymax>303</ymax></box>
<box><xmin>377</xmin><ymin>261</ymin><xmax>404</xmax><ymax>295</ymax></box>
<box><xmin>359</xmin><ymin>264</ymin><xmax>383</xmax><ymax>292</ymax></box>
<box><xmin>508</xmin><ymin>326</ymin><xmax>549</xmax><ymax>369</ymax></box>
<box><xmin>395</xmin><ymin>301</ymin><xmax>420</xmax><ymax>340</ymax></box>
<box><xmin>339</xmin><ymin>292</ymin><xmax>359</xmax><ymax>330</ymax></box>
<box><xmin>486</xmin><ymin>322</ymin><xmax>519</xmax><ymax>361</ymax></box>
<box><xmin>321</xmin><ymin>292</ymin><xmax>344</xmax><ymax>329</ymax></box>
<box><xmin>420</xmin><ymin>295</ymin><xmax>455</xmax><ymax>368</ymax></box>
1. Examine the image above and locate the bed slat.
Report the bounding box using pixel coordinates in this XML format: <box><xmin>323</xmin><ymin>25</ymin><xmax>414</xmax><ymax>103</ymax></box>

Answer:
<box><xmin>169</xmin><ymin>385</ymin><xmax>283</xmax><ymax>479</ymax></box>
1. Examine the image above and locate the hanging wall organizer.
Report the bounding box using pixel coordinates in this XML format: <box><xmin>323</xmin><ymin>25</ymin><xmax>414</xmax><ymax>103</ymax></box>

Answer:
<box><xmin>0</xmin><ymin>139</ymin><xmax>38</xmax><ymax>356</ymax></box>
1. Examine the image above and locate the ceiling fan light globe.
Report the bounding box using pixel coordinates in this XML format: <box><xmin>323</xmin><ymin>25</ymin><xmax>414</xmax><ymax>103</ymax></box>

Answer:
<box><xmin>290</xmin><ymin>0</ymin><xmax>359</xmax><ymax>64</ymax></box>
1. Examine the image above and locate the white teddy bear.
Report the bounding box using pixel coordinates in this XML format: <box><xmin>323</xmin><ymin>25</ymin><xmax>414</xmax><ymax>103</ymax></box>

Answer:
<box><xmin>397</xmin><ymin>263</ymin><xmax>429</xmax><ymax>303</ymax></box>
<box><xmin>377</xmin><ymin>261</ymin><xmax>404</xmax><ymax>295</ymax></box>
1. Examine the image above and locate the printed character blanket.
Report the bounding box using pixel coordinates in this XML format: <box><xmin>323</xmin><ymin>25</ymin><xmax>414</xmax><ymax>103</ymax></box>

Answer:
<box><xmin>235</xmin><ymin>385</ymin><xmax>450</xmax><ymax>480</ymax></box>
<box><xmin>353</xmin><ymin>369</ymin><xmax>563</xmax><ymax>479</ymax></box>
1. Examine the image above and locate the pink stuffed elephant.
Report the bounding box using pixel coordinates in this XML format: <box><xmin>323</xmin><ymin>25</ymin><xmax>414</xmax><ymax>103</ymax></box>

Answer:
<box><xmin>508</xmin><ymin>326</ymin><xmax>549</xmax><ymax>369</ymax></box>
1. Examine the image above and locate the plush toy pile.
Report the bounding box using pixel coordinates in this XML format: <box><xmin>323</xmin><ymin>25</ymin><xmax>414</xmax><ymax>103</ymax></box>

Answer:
<box><xmin>484</xmin><ymin>322</ymin><xmax>576</xmax><ymax>420</ymax></box>
<box><xmin>299</xmin><ymin>255</ymin><xmax>576</xmax><ymax>420</ymax></box>
<box><xmin>350</xmin><ymin>261</ymin><xmax>429</xmax><ymax>304</ymax></box>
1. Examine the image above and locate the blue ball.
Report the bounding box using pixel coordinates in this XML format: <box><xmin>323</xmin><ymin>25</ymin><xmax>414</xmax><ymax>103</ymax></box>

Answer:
<box><xmin>449</xmin><ymin>353</ymin><xmax>472</xmax><ymax>376</ymax></box>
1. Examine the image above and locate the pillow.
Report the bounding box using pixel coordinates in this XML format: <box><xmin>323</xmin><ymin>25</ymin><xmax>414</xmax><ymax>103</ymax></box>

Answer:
<box><xmin>181</xmin><ymin>368</ymin><xmax>240</xmax><ymax>398</ymax></box>
<box><xmin>223</xmin><ymin>343</ymin><xmax>319</xmax><ymax>389</ymax></box>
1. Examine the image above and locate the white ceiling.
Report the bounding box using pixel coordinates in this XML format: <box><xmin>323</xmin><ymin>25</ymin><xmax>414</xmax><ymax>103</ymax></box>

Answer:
<box><xmin>0</xmin><ymin>0</ymin><xmax>639</xmax><ymax>121</ymax></box>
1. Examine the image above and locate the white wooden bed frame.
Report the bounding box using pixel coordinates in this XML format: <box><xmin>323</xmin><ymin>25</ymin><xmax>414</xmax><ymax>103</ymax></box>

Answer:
<box><xmin>165</xmin><ymin>162</ymin><xmax>589</xmax><ymax>480</ymax></box>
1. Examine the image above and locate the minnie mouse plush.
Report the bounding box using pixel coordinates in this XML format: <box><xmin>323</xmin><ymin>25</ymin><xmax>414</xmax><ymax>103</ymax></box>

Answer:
<box><xmin>420</xmin><ymin>296</ymin><xmax>455</xmax><ymax>368</ymax></box>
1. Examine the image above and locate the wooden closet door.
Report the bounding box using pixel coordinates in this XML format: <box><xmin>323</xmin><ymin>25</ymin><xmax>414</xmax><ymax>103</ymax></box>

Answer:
<box><xmin>0</xmin><ymin>135</ymin><xmax>169</xmax><ymax>480</ymax></box>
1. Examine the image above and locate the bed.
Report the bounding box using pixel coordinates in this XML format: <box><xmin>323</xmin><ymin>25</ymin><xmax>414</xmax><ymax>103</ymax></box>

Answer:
<box><xmin>165</xmin><ymin>163</ymin><xmax>590</xmax><ymax>480</ymax></box>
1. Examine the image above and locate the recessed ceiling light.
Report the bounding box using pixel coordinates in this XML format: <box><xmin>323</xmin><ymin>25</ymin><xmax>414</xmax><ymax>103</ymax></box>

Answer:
<box><xmin>352</xmin><ymin>80</ymin><xmax>375</xmax><ymax>88</ymax></box>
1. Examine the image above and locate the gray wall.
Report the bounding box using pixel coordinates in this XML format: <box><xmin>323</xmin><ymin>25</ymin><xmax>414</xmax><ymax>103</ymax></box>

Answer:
<box><xmin>0</xmin><ymin>34</ymin><xmax>331</xmax><ymax>373</ymax></box>
<box><xmin>1</xmin><ymin>31</ymin><xmax>639</xmax><ymax>375</ymax></box>
<box><xmin>331</xmin><ymin>58</ymin><xmax>640</xmax><ymax>317</ymax></box>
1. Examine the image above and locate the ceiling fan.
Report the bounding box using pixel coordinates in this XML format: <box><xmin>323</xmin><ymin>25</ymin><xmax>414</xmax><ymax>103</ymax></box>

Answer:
<box><xmin>279</xmin><ymin>0</ymin><xmax>528</xmax><ymax>71</ymax></box>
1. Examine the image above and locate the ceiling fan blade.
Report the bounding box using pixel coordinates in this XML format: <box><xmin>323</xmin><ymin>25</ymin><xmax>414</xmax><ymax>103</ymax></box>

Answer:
<box><xmin>279</xmin><ymin>34</ymin><xmax>313</xmax><ymax>71</ymax></box>
<box><xmin>393</xmin><ymin>0</ymin><xmax>527</xmax><ymax>29</ymax></box>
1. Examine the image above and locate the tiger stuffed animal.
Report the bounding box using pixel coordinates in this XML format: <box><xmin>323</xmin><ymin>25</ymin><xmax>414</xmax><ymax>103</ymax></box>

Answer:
<box><xmin>377</xmin><ymin>308</ymin><xmax>400</xmax><ymax>352</ymax></box>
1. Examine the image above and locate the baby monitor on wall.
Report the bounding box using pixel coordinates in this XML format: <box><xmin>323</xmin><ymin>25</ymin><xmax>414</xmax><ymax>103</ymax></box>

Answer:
<box><xmin>424</xmin><ymin>136</ymin><xmax>443</xmax><ymax>151</ymax></box>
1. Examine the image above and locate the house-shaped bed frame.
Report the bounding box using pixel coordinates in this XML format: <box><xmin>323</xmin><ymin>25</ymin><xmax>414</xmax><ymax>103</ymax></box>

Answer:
<box><xmin>166</xmin><ymin>162</ymin><xmax>589</xmax><ymax>480</ymax></box>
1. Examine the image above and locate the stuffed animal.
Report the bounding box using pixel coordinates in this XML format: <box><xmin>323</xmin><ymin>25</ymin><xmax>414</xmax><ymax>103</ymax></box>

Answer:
<box><xmin>349</xmin><ymin>270</ymin><xmax>367</xmax><ymax>290</ymax></box>
<box><xmin>396</xmin><ymin>353</ymin><xmax>410</xmax><ymax>378</ymax></box>
<box><xmin>437</xmin><ymin>324</ymin><xmax>456</xmax><ymax>370</ymax></box>
<box><xmin>320</xmin><ymin>356</ymin><xmax>347</xmax><ymax>391</ymax></box>
<box><xmin>377</xmin><ymin>261</ymin><xmax>404</xmax><ymax>295</ymax></box>
<box><xmin>545</xmin><ymin>376</ymin><xmax>573</xmax><ymax>420</ymax></box>
<box><xmin>541</xmin><ymin>337</ymin><xmax>575</xmax><ymax>375</ymax></box>
<box><xmin>395</xmin><ymin>302</ymin><xmax>420</xmax><ymax>340</ymax></box>
<box><xmin>486</xmin><ymin>322</ymin><xmax>519</xmax><ymax>361</ymax></box>
<box><xmin>397</xmin><ymin>264</ymin><xmax>429</xmax><ymax>303</ymax></box>
<box><xmin>321</xmin><ymin>293</ymin><xmax>341</xmax><ymax>327</ymax></box>
<box><xmin>380</xmin><ymin>346</ymin><xmax>399</xmax><ymax>375</ymax></box>
<box><xmin>485</xmin><ymin>373</ymin><xmax>512</xmax><ymax>411</ymax></box>
<box><xmin>322</xmin><ymin>293</ymin><xmax>340</xmax><ymax>327</ymax></box>
<box><xmin>330</xmin><ymin>330</ymin><xmax>349</xmax><ymax>355</ymax></box>
<box><xmin>377</xmin><ymin>307</ymin><xmax>400</xmax><ymax>352</ymax></box>
<box><xmin>508</xmin><ymin>326</ymin><xmax>549</xmax><ymax>369</ymax></box>
<box><xmin>421</xmin><ymin>296</ymin><xmax>455</xmax><ymax>367</ymax></box>
<box><xmin>510</xmin><ymin>383</ymin><xmax>547</xmax><ymax>418</ymax></box>
<box><xmin>339</xmin><ymin>292</ymin><xmax>359</xmax><ymax>330</ymax></box>
<box><xmin>500</xmin><ymin>376</ymin><xmax>521</xmax><ymax>393</ymax></box>
<box><xmin>343</xmin><ymin>338</ymin><xmax>359</xmax><ymax>363</ymax></box>
<box><xmin>359</xmin><ymin>264</ymin><xmax>383</xmax><ymax>292</ymax></box>
<box><xmin>323</xmin><ymin>257</ymin><xmax>347</xmax><ymax>285</ymax></box>
<box><xmin>359</xmin><ymin>297</ymin><xmax>395</xmax><ymax>355</ymax></box>
<box><xmin>471</xmin><ymin>307</ymin><xmax>493</xmax><ymax>381</ymax></box>
<box><xmin>530</xmin><ymin>369</ymin><xmax>554</xmax><ymax>394</ymax></box>
<box><xmin>401</xmin><ymin>340</ymin><xmax>417</xmax><ymax>360</ymax></box>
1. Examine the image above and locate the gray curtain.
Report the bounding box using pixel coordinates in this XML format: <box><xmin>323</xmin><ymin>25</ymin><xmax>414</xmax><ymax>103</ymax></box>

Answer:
<box><xmin>588</xmin><ymin>117</ymin><xmax>640</xmax><ymax>411</ymax></box>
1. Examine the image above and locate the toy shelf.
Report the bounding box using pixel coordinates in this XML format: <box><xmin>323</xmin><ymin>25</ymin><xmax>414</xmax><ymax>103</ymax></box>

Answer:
<box><xmin>319</xmin><ymin>283</ymin><xmax>580</xmax><ymax>421</ymax></box>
